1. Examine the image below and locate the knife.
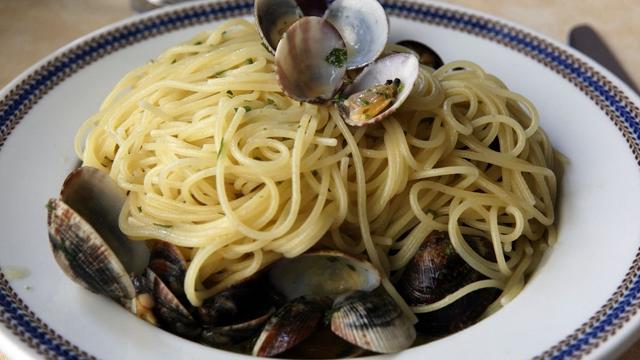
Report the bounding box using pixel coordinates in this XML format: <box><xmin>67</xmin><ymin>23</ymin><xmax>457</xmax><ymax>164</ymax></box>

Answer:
<box><xmin>568</xmin><ymin>24</ymin><xmax>639</xmax><ymax>94</ymax></box>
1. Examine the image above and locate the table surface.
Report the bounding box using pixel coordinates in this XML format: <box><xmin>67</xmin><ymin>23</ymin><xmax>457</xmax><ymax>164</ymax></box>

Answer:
<box><xmin>0</xmin><ymin>0</ymin><xmax>638</xmax><ymax>359</ymax></box>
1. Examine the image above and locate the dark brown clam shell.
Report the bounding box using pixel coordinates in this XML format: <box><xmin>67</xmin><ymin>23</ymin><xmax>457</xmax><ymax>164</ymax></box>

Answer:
<box><xmin>396</xmin><ymin>231</ymin><xmax>499</xmax><ymax>336</ymax></box>
<box><xmin>147</xmin><ymin>269</ymin><xmax>200</xmax><ymax>339</ymax></box>
<box><xmin>202</xmin><ymin>307</ymin><xmax>275</xmax><ymax>347</ymax></box>
<box><xmin>252</xmin><ymin>296</ymin><xmax>331</xmax><ymax>357</ymax></box>
<box><xmin>396</xmin><ymin>40</ymin><xmax>444</xmax><ymax>69</ymax></box>
<box><xmin>149</xmin><ymin>242</ymin><xmax>187</xmax><ymax>299</ymax></box>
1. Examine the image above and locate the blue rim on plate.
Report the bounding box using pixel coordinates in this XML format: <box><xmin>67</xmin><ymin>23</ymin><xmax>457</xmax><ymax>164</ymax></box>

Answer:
<box><xmin>1</xmin><ymin>1</ymin><xmax>640</xmax><ymax>359</ymax></box>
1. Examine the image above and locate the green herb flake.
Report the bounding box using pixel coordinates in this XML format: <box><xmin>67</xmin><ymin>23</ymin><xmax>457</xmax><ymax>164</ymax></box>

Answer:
<box><xmin>194</xmin><ymin>41</ymin><xmax>203</xmax><ymax>45</ymax></box>
<box><xmin>325</xmin><ymin>48</ymin><xmax>348</xmax><ymax>68</ymax></box>
<box><xmin>171</xmin><ymin>59</ymin><xmax>177</xmax><ymax>64</ymax></box>
<box><xmin>217</xmin><ymin>138</ymin><xmax>225</xmax><ymax>159</ymax></box>
<box><xmin>45</xmin><ymin>201</ymin><xmax>54</xmax><ymax>212</ymax></box>
<box><xmin>266</xmin><ymin>98</ymin><xmax>275</xmax><ymax>105</ymax></box>
<box><xmin>226</xmin><ymin>90</ymin><xmax>234</xmax><ymax>97</ymax></box>
<box><xmin>211</xmin><ymin>70</ymin><xmax>225</xmax><ymax>78</ymax></box>
<box><xmin>398</xmin><ymin>84</ymin><xmax>405</xmax><ymax>93</ymax></box>
<box><xmin>154</xmin><ymin>223</ymin><xmax>173</xmax><ymax>228</ymax></box>
<box><xmin>360</xmin><ymin>99</ymin><xmax>370</xmax><ymax>106</ymax></box>
<box><xmin>137</xmin><ymin>206</ymin><xmax>142</xmax><ymax>212</ymax></box>
<box><xmin>222</xmin><ymin>30</ymin><xmax>227</xmax><ymax>36</ymax></box>
<box><xmin>243</xmin><ymin>105</ymin><xmax>252</xmax><ymax>112</ymax></box>
<box><xmin>246</xmin><ymin>58</ymin><xmax>254</xmax><ymax>65</ymax></box>
<box><xmin>331</xmin><ymin>92</ymin><xmax>346</xmax><ymax>103</ymax></box>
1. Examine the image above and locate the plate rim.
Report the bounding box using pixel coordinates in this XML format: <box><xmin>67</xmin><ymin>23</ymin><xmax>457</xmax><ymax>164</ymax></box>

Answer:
<box><xmin>1</xmin><ymin>0</ymin><xmax>640</xmax><ymax>359</ymax></box>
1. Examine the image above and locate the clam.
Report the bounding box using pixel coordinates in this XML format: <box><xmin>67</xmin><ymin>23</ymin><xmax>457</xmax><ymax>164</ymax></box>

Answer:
<box><xmin>147</xmin><ymin>269</ymin><xmax>199</xmax><ymax>339</ymax></box>
<box><xmin>47</xmin><ymin>167</ymin><xmax>152</xmax><ymax>322</ymax></box>
<box><xmin>330</xmin><ymin>290</ymin><xmax>416</xmax><ymax>353</ymax></box>
<box><xmin>275</xmin><ymin>16</ymin><xmax>347</xmax><ymax>102</ymax></box>
<box><xmin>396</xmin><ymin>231</ymin><xmax>499</xmax><ymax>335</ymax></box>
<box><xmin>252</xmin><ymin>296</ymin><xmax>331</xmax><ymax>357</ymax></box>
<box><xmin>268</xmin><ymin>250</ymin><xmax>381</xmax><ymax>300</ymax></box>
<box><xmin>149</xmin><ymin>242</ymin><xmax>187</xmax><ymax>299</ymax></box>
<box><xmin>323</xmin><ymin>0</ymin><xmax>389</xmax><ymax>69</ymax></box>
<box><xmin>199</xmin><ymin>279</ymin><xmax>277</xmax><ymax>346</ymax></box>
<box><xmin>254</xmin><ymin>0</ymin><xmax>303</xmax><ymax>53</ymax></box>
<box><xmin>395</xmin><ymin>40</ymin><xmax>444</xmax><ymax>69</ymax></box>
<box><xmin>337</xmin><ymin>53</ymin><xmax>420</xmax><ymax>126</ymax></box>
<box><xmin>201</xmin><ymin>307</ymin><xmax>275</xmax><ymax>347</ymax></box>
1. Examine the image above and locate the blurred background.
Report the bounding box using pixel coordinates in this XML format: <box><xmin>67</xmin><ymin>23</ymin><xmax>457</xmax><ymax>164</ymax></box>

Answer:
<box><xmin>0</xmin><ymin>0</ymin><xmax>638</xmax><ymax>359</ymax></box>
<box><xmin>0</xmin><ymin>0</ymin><xmax>639</xmax><ymax>88</ymax></box>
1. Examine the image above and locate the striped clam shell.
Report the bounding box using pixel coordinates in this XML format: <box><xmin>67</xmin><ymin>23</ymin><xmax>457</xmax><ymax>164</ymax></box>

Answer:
<box><xmin>275</xmin><ymin>16</ymin><xmax>347</xmax><ymax>103</ymax></box>
<box><xmin>47</xmin><ymin>198</ymin><xmax>136</xmax><ymax>301</ymax></box>
<box><xmin>330</xmin><ymin>290</ymin><xmax>416</xmax><ymax>353</ymax></box>
<box><xmin>252</xmin><ymin>296</ymin><xmax>331</xmax><ymax>357</ymax></box>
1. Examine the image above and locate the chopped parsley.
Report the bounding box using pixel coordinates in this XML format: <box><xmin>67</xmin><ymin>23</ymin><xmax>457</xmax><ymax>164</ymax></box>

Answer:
<box><xmin>226</xmin><ymin>90</ymin><xmax>234</xmax><ymax>97</ymax></box>
<box><xmin>211</xmin><ymin>70</ymin><xmax>225</xmax><ymax>78</ymax></box>
<box><xmin>137</xmin><ymin>206</ymin><xmax>142</xmax><ymax>212</ymax></box>
<box><xmin>360</xmin><ymin>99</ymin><xmax>370</xmax><ymax>106</ymax></box>
<box><xmin>194</xmin><ymin>41</ymin><xmax>203</xmax><ymax>45</ymax></box>
<box><xmin>246</xmin><ymin>58</ymin><xmax>254</xmax><ymax>65</ymax></box>
<box><xmin>331</xmin><ymin>91</ymin><xmax>346</xmax><ymax>103</ymax></box>
<box><xmin>171</xmin><ymin>59</ymin><xmax>177</xmax><ymax>64</ymax></box>
<box><xmin>266</xmin><ymin>98</ymin><xmax>275</xmax><ymax>105</ymax></box>
<box><xmin>243</xmin><ymin>105</ymin><xmax>252</xmax><ymax>112</ymax></box>
<box><xmin>45</xmin><ymin>201</ymin><xmax>54</xmax><ymax>212</ymax></box>
<box><xmin>325</xmin><ymin>48</ymin><xmax>348</xmax><ymax>67</ymax></box>
<box><xmin>154</xmin><ymin>223</ymin><xmax>173</xmax><ymax>228</ymax></box>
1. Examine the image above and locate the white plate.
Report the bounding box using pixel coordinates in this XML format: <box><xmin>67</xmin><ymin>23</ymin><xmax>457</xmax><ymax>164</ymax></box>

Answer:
<box><xmin>2</xmin><ymin>0</ymin><xmax>640</xmax><ymax>359</ymax></box>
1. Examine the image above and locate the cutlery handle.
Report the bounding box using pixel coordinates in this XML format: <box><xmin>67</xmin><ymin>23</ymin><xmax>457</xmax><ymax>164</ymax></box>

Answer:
<box><xmin>569</xmin><ymin>25</ymin><xmax>639</xmax><ymax>95</ymax></box>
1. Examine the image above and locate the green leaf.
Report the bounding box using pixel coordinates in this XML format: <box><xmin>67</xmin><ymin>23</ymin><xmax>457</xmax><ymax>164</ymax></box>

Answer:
<box><xmin>171</xmin><ymin>59</ymin><xmax>177</xmax><ymax>64</ymax></box>
<box><xmin>154</xmin><ymin>223</ymin><xmax>173</xmax><ymax>228</ymax></box>
<box><xmin>194</xmin><ymin>41</ymin><xmax>203</xmax><ymax>45</ymax></box>
<box><xmin>226</xmin><ymin>90</ymin><xmax>234</xmax><ymax>97</ymax></box>
<box><xmin>243</xmin><ymin>105</ymin><xmax>252</xmax><ymax>112</ymax></box>
<box><xmin>266</xmin><ymin>98</ymin><xmax>275</xmax><ymax>105</ymax></box>
<box><xmin>246</xmin><ymin>58</ymin><xmax>254</xmax><ymax>65</ymax></box>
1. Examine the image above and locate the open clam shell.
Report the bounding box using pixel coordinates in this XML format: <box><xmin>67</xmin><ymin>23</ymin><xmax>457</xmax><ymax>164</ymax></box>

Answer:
<box><xmin>60</xmin><ymin>166</ymin><xmax>149</xmax><ymax>274</ymax></box>
<box><xmin>254</xmin><ymin>0</ymin><xmax>304</xmax><ymax>53</ymax></box>
<box><xmin>47</xmin><ymin>198</ymin><xmax>136</xmax><ymax>300</ymax></box>
<box><xmin>252</xmin><ymin>296</ymin><xmax>331</xmax><ymax>357</ymax></box>
<box><xmin>324</xmin><ymin>0</ymin><xmax>389</xmax><ymax>69</ymax></box>
<box><xmin>275</xmin><ymin>16</ymin><xmax>347</xmax><ymax>103</ymax></box>
<box><xmin>396</xmin><ymin>40</ymin><xmax>444</xmax><ymax>69</ymax></box>
<box><xmin>268</xmin><ymin>250</ymin><xmax>381</xmax><ymax>301</ymax></box>
<box><xmin>149</xmin><ymin>241</ymin><xmax>187</xmax><ymax>298</ymax></box>
<box><xmin>338</xmin><ymin>53</ymin><xmax>419</xmax><ymax>126</ymax></box>
<box><xmin>330</xmin><ymin>290</ymin><xmax>416</xmax><ymax>354</ymax></box>
<box><xmin>397</xmin><ymin>231</ymin><xmax>499</xmax><ymax>335</ymax></box>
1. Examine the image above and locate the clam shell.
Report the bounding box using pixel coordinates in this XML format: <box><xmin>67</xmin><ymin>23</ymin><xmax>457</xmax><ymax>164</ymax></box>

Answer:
<box><xmin>275</xmin><ymin>16</ymin><xmax>347</xmax><ymax>102</ymax></box>
<box><xmin>396</xmin><ymin>40</ymin><xmax>444</xmax><ymax>69</ymax></box>
<box><xmin>324</xmin><ymin>0</ymin><xmax>389</xmax><ymax>69</ymax></box>
<box><xmin>252</xmin><ymin>296</ymin><xmax>331</xmax><ymax>357</ymax></box>
<box><xmin>397</xmin><ymin>231</ymin><xmax>499</xmax><ymax>335</ymax></box>
<box><xmin>254</xmin><ymin>0</ymin><xmax>303</xmax><ymax>53</ymax></box>
<box><xmin>268</xmin><ymin>250</ymin><xmax>381</xmax><ymax>301</ymax></box>
<box><xmin>47</xmin><ymin>198</ymin><xmax>135</xmax><ymax>300</ymax></box>
<box><xmin>340</xmin><ymin>53</ymin><xmax>419</xmax><ymax>126</ymax></box>
<box><xmin>330</xmin><ymin>290</ymin><xmax>416</xmax><ymax>353</ymax></box>
<box><xmin>60</xmin><ymin>166</ymin><xmax>149</xmax><ymax>274</ymax></box>
<box><xmin>149</xmin><ymin>242</ymin><xmax>187</xmax><ymax>298</ymax></box>
<box><xmin>202</xmin><ymin>307</ymin><xmax>276</xmax><ymax>346</ymax></box>
<box><xmin>147</xmin><ymin>269</ymin><xmax>200</xmax><ymax>339</ymax></box>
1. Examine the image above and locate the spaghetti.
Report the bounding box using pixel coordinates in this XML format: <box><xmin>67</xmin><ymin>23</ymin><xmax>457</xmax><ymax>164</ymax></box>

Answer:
<box><xmin>75</xmin><ymin>19</ymin><xmax>559</xmax><ymax>319</ymax></box>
